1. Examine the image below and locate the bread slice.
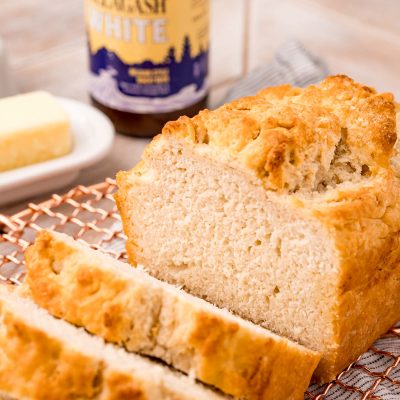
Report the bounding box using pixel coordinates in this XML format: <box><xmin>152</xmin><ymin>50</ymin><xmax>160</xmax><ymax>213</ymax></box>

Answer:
<box><xmin>115</xmin><ymin>75</ymin><xmax>400</xmax><ymax>382</ymax></box>
<box><xmin>24</xmin><ymin>230</ymin><xmax>319</xmax><ymax>400</ymax></box>
<box><xmin>0</xmin><ymin>287</ymin><xmax>227</xmax><ymax>400</ymax></box>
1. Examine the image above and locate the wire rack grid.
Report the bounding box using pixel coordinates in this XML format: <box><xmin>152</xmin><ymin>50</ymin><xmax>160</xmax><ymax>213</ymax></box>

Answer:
<box><xmin>0</xmin><ymin>179</ymin><xmax>399</xmax><ymax>400</ymax></box>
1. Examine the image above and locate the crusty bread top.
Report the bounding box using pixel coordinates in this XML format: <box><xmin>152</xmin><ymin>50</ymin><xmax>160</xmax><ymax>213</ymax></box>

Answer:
<box><xmin>0</xmin><ymin>287</ymin><xmax>228</xmax><ymax>400</ymax></box>
<box><xmin>159</xmin><ymin>75</ymin><xmax>396</xmax><ymax>193</ymax></box>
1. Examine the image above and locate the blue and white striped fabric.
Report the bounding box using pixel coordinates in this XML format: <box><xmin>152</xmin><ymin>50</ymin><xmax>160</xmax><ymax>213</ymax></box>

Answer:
<box><xmin>224</xmin><ymin>40</ymin><xmax>329</xmax><ymax>103</ymax></box>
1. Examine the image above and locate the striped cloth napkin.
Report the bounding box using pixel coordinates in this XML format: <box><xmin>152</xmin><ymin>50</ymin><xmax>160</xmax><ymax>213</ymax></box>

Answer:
<box><xmin>224</xmin><ymin>40</ymin><xmax>329</xmax><ymax>103</ymax></box>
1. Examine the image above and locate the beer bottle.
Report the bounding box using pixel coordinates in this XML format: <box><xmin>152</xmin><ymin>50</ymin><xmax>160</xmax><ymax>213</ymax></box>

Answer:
<box><xmin>85</xmin><ymin>0</ymin><xmax>209</xmax><ymax>137</ymax></box>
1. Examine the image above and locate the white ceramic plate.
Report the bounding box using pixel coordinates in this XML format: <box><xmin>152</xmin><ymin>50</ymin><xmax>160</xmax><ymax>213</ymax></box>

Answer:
<box><xmin>0</xmin><ymin>97</ymin><xmax>115</xmax><ymax>206</ymax></box>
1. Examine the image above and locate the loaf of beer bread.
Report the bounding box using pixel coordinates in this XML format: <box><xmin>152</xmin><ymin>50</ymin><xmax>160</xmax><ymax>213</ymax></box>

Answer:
<box><xmin>116</xmin><ymin>75</ymin><xmax>400</xmax><ymax>381</ymax></box>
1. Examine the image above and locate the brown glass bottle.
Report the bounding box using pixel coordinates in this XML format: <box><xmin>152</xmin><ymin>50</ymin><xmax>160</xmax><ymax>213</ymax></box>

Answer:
<box><xmin>85</xmin><ymin>0</ymin><xmax>210</xmax><ymax>138</ymax></box>
<box><xmin>91</xmin><ymin>95</ymin><xmax>208</xmax><ymax>138</ymax></box>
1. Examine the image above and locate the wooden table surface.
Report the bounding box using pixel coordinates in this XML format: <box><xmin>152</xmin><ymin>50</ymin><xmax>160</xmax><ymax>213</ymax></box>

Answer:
<box><xmin>1</xmin><ymin>0</ymin><xmax>400</xmax><ymax>214</ymax></box>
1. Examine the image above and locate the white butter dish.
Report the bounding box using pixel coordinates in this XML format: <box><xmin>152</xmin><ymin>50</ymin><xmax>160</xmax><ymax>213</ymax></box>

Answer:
<box><xmin>0</xmin><ymin>97</ymin><xmax>114</xmax><ymax>206</ymax></box>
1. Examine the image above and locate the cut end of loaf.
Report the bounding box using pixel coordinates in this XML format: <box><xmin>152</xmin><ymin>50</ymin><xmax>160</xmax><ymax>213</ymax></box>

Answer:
<box><xmin>116</xmin><ymin>138</ymin><xmax>339</xmax><ymax>361</ymax></box>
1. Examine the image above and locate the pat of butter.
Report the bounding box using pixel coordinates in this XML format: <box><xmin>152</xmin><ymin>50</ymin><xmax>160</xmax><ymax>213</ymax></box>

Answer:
<box><xmin>0</xmin><ymin>91</ymin><xmax>72</xmax><ymax>172</ymax></box>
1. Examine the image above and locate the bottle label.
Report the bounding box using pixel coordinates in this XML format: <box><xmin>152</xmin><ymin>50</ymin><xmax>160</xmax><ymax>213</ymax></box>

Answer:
<box><xmin>85</xmin><ymin>0</ymin><xmax>209</xmax><ymax>114</ymax></box>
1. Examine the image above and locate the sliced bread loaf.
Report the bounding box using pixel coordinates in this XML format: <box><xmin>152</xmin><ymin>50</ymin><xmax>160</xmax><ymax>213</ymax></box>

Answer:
<box><xmin>0</xmin><ymin>287</ymin><xmax>227</xmax><ymax>400</ymax></box>
<box><xmin>115</xmin><ymin>75</ymin><xmax>400</xmax><ymax>381</ymax></box>
<box><xmin>24</xmin><ymin>229</ymin><xmax>319</xmax><ymax>400</ymax></box>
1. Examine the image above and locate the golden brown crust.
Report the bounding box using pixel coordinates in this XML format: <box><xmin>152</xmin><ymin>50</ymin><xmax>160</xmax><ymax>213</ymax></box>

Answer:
<box><xmin>189</xmin><ymin>312</ymin><xmax>319</xmax><ymax>399</ymax></box>
<box><xmin>325</xmin><ymin>260</ymin><xmax>400</xmax><ymax>381</ymax></box>
<box><xmin>159</xmin><ymin>75</ymin><xmax>396</xmax><ymax>192</ymax></box>
<box><xmin>162</xmin><ymin>99</ymin><xmax>341</xmax><ymax>192</ymax></box>
<box><xmin>24</xmin><ymin>230</ymin><xmax>320</xmax><ymax>400</ymax></box>
<box><xmin>0</xmin><ymin>289</ymin><xmax>229</xmax><ymax>400</ymax></box>
<box><xmin>0</xmin><ymin>307</ymin><xmax>102</xmax><ymax>400</ymax></box>
<box><xmin>102</xmin><ymin>372</ymin><xmax>147</xmax><ymax>400</ymax></box>
<box><xmin>114</xmin><ymin>180</ymin><xmax>139</xmax><ymax>266</ymax></box>
<box><xmin>260</xmin><ymin>75</ymin><xmax>396</xmax><ymax>167</ymax></box>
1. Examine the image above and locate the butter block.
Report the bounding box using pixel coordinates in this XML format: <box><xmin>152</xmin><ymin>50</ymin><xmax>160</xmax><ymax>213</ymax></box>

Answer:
<box><xmin>0</xmin><ymin>91</ymin><xmax>72</xmax><ymax>172</ymax></box>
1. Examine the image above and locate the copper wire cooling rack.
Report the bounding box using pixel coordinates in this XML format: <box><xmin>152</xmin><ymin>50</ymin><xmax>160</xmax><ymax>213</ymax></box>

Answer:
<box><xmin>0</xmin><ymin>179</ymin><xmax>400</xmax><ymax>400</ymax></box>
